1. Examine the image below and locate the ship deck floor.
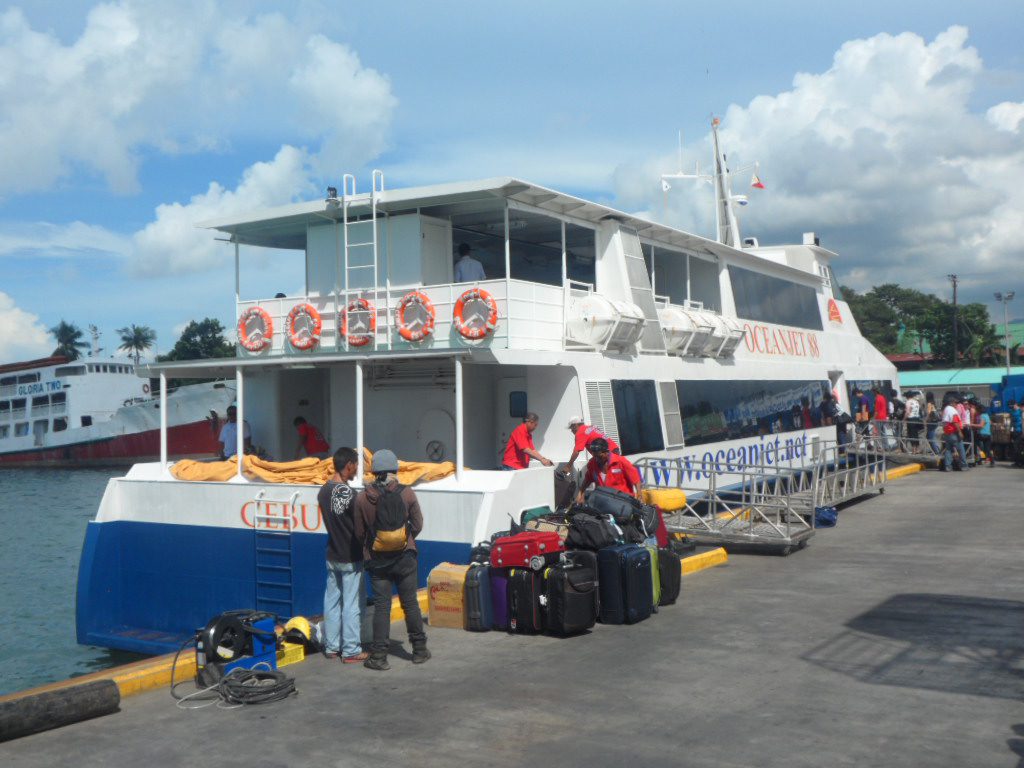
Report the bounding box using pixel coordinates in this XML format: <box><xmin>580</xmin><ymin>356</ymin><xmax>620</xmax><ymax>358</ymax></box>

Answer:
<box><xmin>6</xmin><ymin>465</ymin><xmax>1024</xmax><ymax>768</ymax></box>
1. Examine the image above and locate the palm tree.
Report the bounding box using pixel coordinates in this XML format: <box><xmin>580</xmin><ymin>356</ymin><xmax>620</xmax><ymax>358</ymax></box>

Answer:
<box><xmin>116</xmin><ymin>325</ymin><xmax>157</xmax><ymax>364</ymax></box>
<box><xmin>49</xmin><ymin>320</ymin><xmax>89</xmax><ymax>360</ymax></box>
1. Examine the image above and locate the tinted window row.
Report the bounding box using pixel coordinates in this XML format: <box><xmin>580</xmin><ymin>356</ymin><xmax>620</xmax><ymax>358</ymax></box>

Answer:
<box><xmin>728</xmin><ymin>265</ymin><xmax>823</xmax><ymax>331</ymax></box>
<box><xmin>676</xmin><ymin>379</ymin><xmax>832</xmax><ymax>447</ymax></box>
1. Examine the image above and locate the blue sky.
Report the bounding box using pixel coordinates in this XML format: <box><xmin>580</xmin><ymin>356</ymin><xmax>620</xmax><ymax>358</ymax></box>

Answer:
<box><xmin>1</xmin><ymin>1</ymin><xmax>1022</xmax><ymax>362</ymax></box>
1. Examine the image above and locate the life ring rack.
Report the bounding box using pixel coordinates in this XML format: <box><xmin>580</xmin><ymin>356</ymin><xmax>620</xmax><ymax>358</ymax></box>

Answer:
<box><xmin>395</xmin><ymin>291</ymin><xmax>436</xmax><ymax>343</ymax></box>
<box><xmin>453</xmin><ymin>288</ymin><xmax>499</xmax><ymax>340</ymax></box>
<box><xmin>287</xmin><ymin>303</ymin><xmax>323</xmax><ymax>351</ymax></box>
<box><xmin>238</xmin><ymin>307</ymin><xmax>274</xmax><ymax>352</ymax></box>
<box><xmin>341</xmin><ymin>298</ymin><xmax>377</xmax><ymax>347</ymax></box>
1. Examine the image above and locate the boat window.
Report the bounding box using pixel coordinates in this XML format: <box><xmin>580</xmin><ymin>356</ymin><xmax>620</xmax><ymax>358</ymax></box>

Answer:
<box><xmin>676</xmin><ymin>379</ymin><xmax>831</xmax><ymax>447</ymax></box>
<box><xmin>33</xmin><ymin>419</ymin><xmax>48</xmax><ymax>434</ymax></box>
<box><xmin>52</xmin><ymin>392</ymin><xmax>66</xmax><ymax>404</ymax></box>
<box><xmin>647</xmin><ymin>245</ymin><xmax>688</xmax><ymax>305</ymax></box>
<box><xmin>11</xmin><ymin>398</ymin><xmax>26</xmax><ymax>415</ymax></box>
<box><xmin>31</xmin><ymin>395</ymin><xmax>48</xmax><ymax>408</ymax></box>
<box><xmin>728</xmin><ymin>265</ymin><xmax>822</xmax><ymax>330</ymax></box>
<box><xmin>508</xmin><ymin>391</ymin><xmax>528</xmax><ymax>419</ymax></box>
<box><xmin>689</xmin><ymin>256</ymin><xmax>721</xmax><ymax>312</ymax></box>
<box><xmin>55</xmin><ymin>366</ymin><xmax>86</xmax><ymax>376</ymax></box>
<box><xmin>611</xmin><ymin>380</ymin><xmax>665</xmax><ymax>455</ymax></box>
<box><xmin>0</xmin><ymin>401</ymin><xmax>8</xmax><ymax>419</ymax></box>
<box><xmin>448</xmin><ymin>203</ymin><xmax>509</xmax><ymax>279</ymax></box>
<box><xmin>0</xmin><ymin>376</ymin><xmax>13</xmax><ymax>386</ymax></box>
<box><xmin>53</xmin><ymin>417</ymin><xmax>68</xmax><ymax>433</ymax></box>
<box><xmin>17</xmin><ymin>373</ymin><xmax>40</xmax><ymax>384</ymax></box>
<box><xmin>659</xmin><ymin>382</ymin><xmax>685</xmax><ymax>448</ymax></box>
<box><xmin>81</xmin><ymin>415</ymin><xmax>93</xmax><ymax>427</ymax></box>
<box><xmin>15</xmin><ymin>422</ymin><xmax>29</xmax><ymax>437</ymax></box>
<box><xmin>0</xmin><ymin>425</ymin><xmax>8</xmax><ymax>438</ymax></box>
<box><xmin>565</xmin><ymin>223</ymin><xmax>595</xmax><ymax>286</ymax></box>
<box><xmin>508</xmin><ymin>210</ymin><xmax>564</xmax><ymax>287</ymax></box>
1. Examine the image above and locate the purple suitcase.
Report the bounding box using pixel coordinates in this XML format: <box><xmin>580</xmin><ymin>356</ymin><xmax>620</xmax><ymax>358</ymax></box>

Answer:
<box><xmin>490</xmin><ymin>567</ymin><xmax>511</xmax><ymax>630</ymax></box>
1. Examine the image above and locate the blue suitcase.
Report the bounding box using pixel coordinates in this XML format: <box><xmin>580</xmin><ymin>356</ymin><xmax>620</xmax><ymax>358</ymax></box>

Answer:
<box><xmin>597</xmin><ymin>544</ymin><xmax>653</xmax><ymax>625</ymax></box>
<box><xmin>464</xmin><ymin>564</ymin><xmax>493</xmax><ymax>632</ymax></box>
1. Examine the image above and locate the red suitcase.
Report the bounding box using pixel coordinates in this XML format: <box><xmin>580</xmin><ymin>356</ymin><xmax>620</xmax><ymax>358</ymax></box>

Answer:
<box><xmin>490</xmin><ymin>531</ymin><xmax>563</xmax><ymax>570</ymax></box>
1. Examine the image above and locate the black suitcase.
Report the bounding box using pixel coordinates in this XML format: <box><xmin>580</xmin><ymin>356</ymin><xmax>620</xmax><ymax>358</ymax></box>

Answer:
<box><xmin>657</xmin><ymin>547</ymin><xmax>681</xmax><ymax>606</ymax></box>
<box><xmin>586</xmin><ymin>487</ymin><xmax>641</xmax><ymax>524</ymax></box>
<box><xmin>597</xmin><ymin>544</ymin><xmax>653</xmax><ymax>625</ymax></box>
<box><xmin>508</xmin><ymin>568</ymin><xmax>545</xmax><ymax>634</ymax></box>
<box><xmin>553</xmin><ymin>470</ymin><xmax>578</xmax><ymax>512</ymax></box>
<box><xmin>543</xmin><ymin>552</ymin><xmax>598</xmax><ymax>636</ymax></box>
<box><xmin>464</xmin><ymin>564</ymin><xmax>493</xmax><ymax>631</ymax></box>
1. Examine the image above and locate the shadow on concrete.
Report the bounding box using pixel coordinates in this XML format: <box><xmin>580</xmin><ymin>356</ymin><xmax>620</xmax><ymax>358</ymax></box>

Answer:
<box><xmin>802</xmin><ymin>593</ymin><xmax>1024</xmax><ymax>701</ymax></box>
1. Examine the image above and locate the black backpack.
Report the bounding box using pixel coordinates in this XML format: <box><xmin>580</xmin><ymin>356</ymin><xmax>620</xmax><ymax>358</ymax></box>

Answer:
<box><xmin>371</xmin><ymin>484</ymin><xmax>409</xmax><ymax>553</ymax></box>
<box><xmin>892</xmin><ymin>399</ymin><xmax>906</xmax><ymax>420</ymax></box>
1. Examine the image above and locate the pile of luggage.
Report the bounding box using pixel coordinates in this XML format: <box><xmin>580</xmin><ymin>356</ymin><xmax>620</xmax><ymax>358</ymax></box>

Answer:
<box><xmin>427</xmin><ymin>487</ymin><xmax>686</xmax><ymax>637</ymax></box>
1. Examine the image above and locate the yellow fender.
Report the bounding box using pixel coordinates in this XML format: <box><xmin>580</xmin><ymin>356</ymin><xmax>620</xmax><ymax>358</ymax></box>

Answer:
<box><xmin>641</xmin><ymin>487</ymin><xmax>687</xmax><ymax>511</ymax></box>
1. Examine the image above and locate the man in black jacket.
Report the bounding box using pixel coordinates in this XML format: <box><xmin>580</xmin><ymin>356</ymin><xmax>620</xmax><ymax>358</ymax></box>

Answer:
<box><xmin>318</xmin><ymin>447</ymin><xmax>367</xmax><ymax>663</ymax></box>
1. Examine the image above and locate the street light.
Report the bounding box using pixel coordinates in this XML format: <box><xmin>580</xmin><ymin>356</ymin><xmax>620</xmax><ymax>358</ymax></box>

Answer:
<box><xmin>994</xmin><ymin>291</ymin><xmax>1016</xmax><ymax>376</ymax></box>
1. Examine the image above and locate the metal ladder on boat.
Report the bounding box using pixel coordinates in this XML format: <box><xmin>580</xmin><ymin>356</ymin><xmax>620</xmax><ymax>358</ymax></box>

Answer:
<box><xmin>341</xmin><ymin>170</ymin><xmax>385</xmax><ymax>349</ymax></box>
<box><xmin>251</xmin><ymin>490</ymin><xmax>300</xmax><ymax>617</ymax></box>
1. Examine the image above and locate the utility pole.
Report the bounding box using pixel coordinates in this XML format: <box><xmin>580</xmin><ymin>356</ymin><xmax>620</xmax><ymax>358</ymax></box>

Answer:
<box><xmin>948</xmin><ymin>274</ymin><xmax>959</xmax><ymax>366</ymax></box>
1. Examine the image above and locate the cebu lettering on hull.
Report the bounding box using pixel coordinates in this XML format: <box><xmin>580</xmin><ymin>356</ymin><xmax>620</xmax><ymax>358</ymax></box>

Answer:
<box><xmin>742</xmin><ymin>323</ymin><xmax>820</xmax><ymax>358</ymax></box>
<box><xmin>239</xmin><ymin>500</ymin><xmax>323</xmax><ymax>531</ymax></box>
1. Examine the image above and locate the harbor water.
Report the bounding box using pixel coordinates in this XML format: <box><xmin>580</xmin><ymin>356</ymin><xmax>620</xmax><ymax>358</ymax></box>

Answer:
<box><xmin>0</xmin><ymin>468</ymin><xmax>144</xmax><ymax>696</ymax></box>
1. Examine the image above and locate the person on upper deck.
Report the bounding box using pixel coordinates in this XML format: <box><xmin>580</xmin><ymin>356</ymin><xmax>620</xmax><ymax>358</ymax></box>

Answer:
<box><xmin>562</xmin><ymin>416</ymin><xmax>619</xmax><ymax>470</ymax></box>
<box><xmin>501</xmin><ymin>412</ymin><xmax>554</xmax><ymax>470</ymax></box>
<box><xmin>454</xmin><ymin>242</ymin><xmax>486</xmax><ymax>283</ymax></box>
<box><xmin>578</xmin><ymin>438</ymin><xmax>642</xmax><ymax>499</ymax></box>
<box><xmin>293</xmin><ymin>416</ymin><xmax>330</xmax><ymax>460</ymax></box>
<box><xmin>218</xmin><ymin>404</ymin><xmax>252</xmax><ymax>459</ymax></box>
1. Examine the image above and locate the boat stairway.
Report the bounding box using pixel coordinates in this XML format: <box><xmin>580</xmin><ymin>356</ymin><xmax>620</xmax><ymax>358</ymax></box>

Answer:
<box><xmin>636</xmin><ymin>441</ymin><xmax>887</xmax><ymax>555</ymax></box>
<box><xmin>252</xmin><ymin>490</ymin><xmax>299</xmax><ymax>618</ymax></box>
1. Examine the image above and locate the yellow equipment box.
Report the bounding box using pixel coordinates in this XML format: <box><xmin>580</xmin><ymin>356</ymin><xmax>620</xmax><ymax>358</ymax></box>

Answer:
<box><xmin>276</xmin><ymin>641</ymin><xmax>305</xmax><ymax>668</ymax></box>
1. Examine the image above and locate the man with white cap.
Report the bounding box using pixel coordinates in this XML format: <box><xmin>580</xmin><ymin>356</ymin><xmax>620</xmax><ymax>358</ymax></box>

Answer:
<box><xmin>354</xmin><ymin>449</ymin><xmax>429</xmax><ymax>670</ymax></box>
<box><xmin>563</xmin><ymin>416</ymin><xmax>619</xmax><ymax>470</ymax></box>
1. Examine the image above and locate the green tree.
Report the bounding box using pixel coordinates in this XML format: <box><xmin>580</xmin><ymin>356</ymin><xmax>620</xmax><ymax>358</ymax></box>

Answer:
<box><xmin>49</xmin><ymin>320</ymin><xmax>89</xmax><ymax>360</ymax></box>
<box><xmin>159</xmin><ymin>318</ymin><xmax>235</xmax><ymax>362</ymax></box>
<box><xmin>116</xmin><ymin>324</ymin><xmax>157</xmax><ymax>364</ymax></box>
<box><xmin>840</xmin><ymin>286</ymin><xmax>899</xmax><ymax>353</ymax></box>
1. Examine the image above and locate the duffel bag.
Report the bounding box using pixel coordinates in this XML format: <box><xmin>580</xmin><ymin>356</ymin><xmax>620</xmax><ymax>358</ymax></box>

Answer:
<box><xmin>564</xmin><ymin>513</ymin><xmax>621</xmax><ymax>551</ymax></box>
<box><xmin>586</xmin><ymin>486</ymin><xmax>642</xmax><ymax>524</ymax></box>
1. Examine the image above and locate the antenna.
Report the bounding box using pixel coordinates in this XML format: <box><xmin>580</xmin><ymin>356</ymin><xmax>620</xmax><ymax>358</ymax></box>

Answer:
<box><xmin>88</xmin><ymin>324</ymin><xmax>102</xmax><ymax>358</ymax></box>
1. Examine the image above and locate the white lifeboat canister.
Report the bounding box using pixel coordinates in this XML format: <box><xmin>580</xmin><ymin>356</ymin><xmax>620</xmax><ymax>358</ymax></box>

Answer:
<box><xmin>658</xmin><ymin>305</ymin><xmax>698</xmax><ymax>353</ymax></box>
<box><xmin>565</xmin><ymin>294</ymin><xmax>645</xmax><ymax>351</ymax></box>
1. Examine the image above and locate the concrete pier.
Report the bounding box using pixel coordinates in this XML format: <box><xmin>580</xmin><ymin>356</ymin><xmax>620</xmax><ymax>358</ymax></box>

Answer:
<box><xmin>4</xmin><ymin>465</ymin><xmax>1023</xmax><ymax>767</ymax></box>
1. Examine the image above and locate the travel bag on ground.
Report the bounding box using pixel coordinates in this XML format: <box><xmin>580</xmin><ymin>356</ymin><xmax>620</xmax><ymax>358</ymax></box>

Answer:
<box><xmin>645</xmin><ymin>545</ymin><xmax>661</xmax><ymax>611</ymax></box>
<box><xmin>543</xmin><ymin>551</ymin><xmax>598</xmax><ymax>636</ymax></box>
<box><xmin>564</xmin><ymin>512</ymin><xmax>621</xmax><ymax>551</ymax></box>
<box><xmin>491</xmin><ymin>531</ymin><xmax>564</xmax><ymax>570</ymax></box>
<box><xmin>596</xmin><ymin>544</ymin><xmax>653</xmax><ymax>625</ymax></box>
<box><xmin>508</xmin><ymin>568</ymin><xmax>545</xmax><ymax>634</ymax></box>
<box><xmin>464</xmin><ymin>564</ymin><xmax>493</xmax><ymax>632</ymax></box>
<box><xmin>490</xmin><ymin>567</ymin><xmax>511</xmax><ymax>630</ymax></box>
<box><xmin>657</xmin><ymin>547</ymin><xmax>681</xmax><ymax>606</ymax></box>
<box><xmin>553</xmin><ymin>469</ymin><xmax>579</xmax><ymax>511</ymax></box>
<box><xmin>585</xmin><ymin>487</ymin><xmax>642</xmax><ymax>524</ymax></box>
<box><xmin>469</xmin><ymin>541</ymin><xmax>492</xmax><ymax>564</ymax></box>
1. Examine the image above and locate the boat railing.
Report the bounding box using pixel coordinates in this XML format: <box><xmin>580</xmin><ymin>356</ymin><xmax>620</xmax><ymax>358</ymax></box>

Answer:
<box><xmin>10</xmin><ymin>405</ymin><xmax>27</xmax><ymax>420</ymax></box>
<box><xmin>236</xmin><ymin>277</ymin><xmax>570</xmax><ymax>357</ymax></box>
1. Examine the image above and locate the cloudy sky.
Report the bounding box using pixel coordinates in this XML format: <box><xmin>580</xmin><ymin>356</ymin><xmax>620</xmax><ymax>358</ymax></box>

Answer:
<box><xmin>1</xmin><ymin>0</ymin><xmax>1022</xmax><ymax>362</ymax></box>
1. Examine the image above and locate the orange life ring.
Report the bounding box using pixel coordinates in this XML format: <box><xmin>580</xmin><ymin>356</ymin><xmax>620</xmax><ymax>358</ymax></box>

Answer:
<box><xmin>453</xmin><ymin>288</ymin><xmax>499</xmax><ymax>340</ymax></box>
<box><xmin>287</xmin><ymin>303</ymin><xmax>322</xmax><ymax>350</ymax></box>
<box><xmin>238</xmin><ymin>307</ymin><xmax>274</xmax><ymax>352</ymax></box>
<box><xmin>341</xmin><ymin>298</ymin><xmax>376</xmax><ymax>347</ymax></box>
<box><xmin>142</xmin><ymin>383</ymin><xmax>150</xmax><ymax>394</ymax></box>
<box><xmin>395</xmin><ymin>291</ymin><xmax>436</xmax><ymax>343</ymax></box>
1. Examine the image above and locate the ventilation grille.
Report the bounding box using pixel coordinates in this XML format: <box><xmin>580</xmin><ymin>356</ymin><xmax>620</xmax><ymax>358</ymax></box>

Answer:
<box><xmin>659</xmin><ymin>381</ymin><xmax>684</xmax><ymax>447</ymax></box>
<box><xmin>584</xmin><ymin>381</ymin><xmax>620</xmax><ymax>445</ymax></box>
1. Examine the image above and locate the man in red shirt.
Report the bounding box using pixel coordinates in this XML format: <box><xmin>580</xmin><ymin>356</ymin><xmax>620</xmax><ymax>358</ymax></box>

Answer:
<box><xmin>294</xmin><ymin>416</ymin><xmax>331</xmax><ymax>459</ymax></box>
<box><xmin>563</xmin><ymin>416</ymin><xmax>619</xmax><ymax>470</ymax></box>
<box><xmin>501</xmin><ymin>412</ymin><xmax>554</xmax><ymax>470</ymax></box>
<box><xmin>873</xmin><ymin>388</ymin><xmax>889</xmax><ymax>422</ymax></box>
<box><xmin>580</xmin><ymin>438</ymin><xmax>641</xmax><ymax>498</ymax></box>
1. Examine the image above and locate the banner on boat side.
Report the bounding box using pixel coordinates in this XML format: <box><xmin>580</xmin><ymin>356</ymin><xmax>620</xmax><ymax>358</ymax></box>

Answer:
<box><xmin>742</xmin><ymin>322</ymin><xmax>821</xmax><ymax>359</ymax></box>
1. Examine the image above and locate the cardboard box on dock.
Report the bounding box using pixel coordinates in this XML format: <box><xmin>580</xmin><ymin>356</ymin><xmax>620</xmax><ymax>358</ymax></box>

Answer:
<box><xmin>428</xmin><ymin>563</ymin><xmax>470</xmax><ymax>629</ymax></box>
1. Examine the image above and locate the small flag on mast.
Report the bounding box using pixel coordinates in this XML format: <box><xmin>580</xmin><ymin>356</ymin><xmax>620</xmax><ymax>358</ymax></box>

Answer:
<box><xmin>750</xmin><ymin>173</ymin><xmax>765</xmax><ymax>189</ymax></box>
<box><xmin>661</xmin><ymin>179</ymin><xmax>672</xmax><ymax>192</ymax></box>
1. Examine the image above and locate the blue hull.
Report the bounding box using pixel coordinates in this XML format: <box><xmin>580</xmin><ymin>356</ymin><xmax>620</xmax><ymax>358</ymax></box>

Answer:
<box><xmin>76</xmin><ymin>520</ymin><xmax>470</xmax><ymax>655</ymax></box>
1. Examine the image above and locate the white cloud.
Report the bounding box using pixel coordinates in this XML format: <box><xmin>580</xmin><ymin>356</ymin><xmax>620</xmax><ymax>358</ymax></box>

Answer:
<box><xmin>987</xmin><ymin>101</ymin><xmax>1024</xmax><ymax>133</ymax></box>
<box><xmin>0</xmin><ymin>221</ymin><xmax>129</xmax><ymax>260</ymax></box>
<box><xmin>0</xmin><ymin>1</ymin><xmax>396</xmax><ymax>195</ymax></box>
<box><xmin>616</xmin><ymin>26</ymin><xmax>1024</xmax><ymax>303</ymax></box>
<box><xmin>0</xmin><ymin>292</ymin><xmax>52</xmax><ymax>363</ymax></box>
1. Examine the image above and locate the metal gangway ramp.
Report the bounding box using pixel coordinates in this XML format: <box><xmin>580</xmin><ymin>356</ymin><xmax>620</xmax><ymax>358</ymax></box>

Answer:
<box><xmin>635</xmin><ymin>440</ymin><xmax>887</xmax><ymax>555</ymax></box>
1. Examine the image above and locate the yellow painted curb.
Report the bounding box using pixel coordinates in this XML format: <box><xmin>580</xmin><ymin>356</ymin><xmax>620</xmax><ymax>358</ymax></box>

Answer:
<box><xmin>681</xmin><ymin>547</ymin><xmax>728</xmax><ymax>576</ymax></box>
<box><xmin>390</xmin><ymin>588</ymin><xmax>429</xmax><ymax>623</ymax></box>
<box><xmin>886</xmin><ymin>463</ymin><xmax>922</xmax><ymax>480</ymax></box>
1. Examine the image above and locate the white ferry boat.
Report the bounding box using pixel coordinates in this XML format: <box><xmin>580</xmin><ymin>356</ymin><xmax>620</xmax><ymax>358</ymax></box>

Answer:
<box><xmin>0</xmin><ymin>356</ymin><xmax>231</xmax><ymax>466</ymax></box>
<box><xmin>77</xmin><ymin>124</ymin><xmax>896</xmax><ymax>654</ymax></box>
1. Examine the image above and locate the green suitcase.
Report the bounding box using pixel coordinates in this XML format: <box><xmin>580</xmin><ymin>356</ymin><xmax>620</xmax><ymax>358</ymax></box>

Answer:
<box><xmin>645</xmin><ymin>545</ymin><xmax>661</xmax><ymax>612</ymax></box>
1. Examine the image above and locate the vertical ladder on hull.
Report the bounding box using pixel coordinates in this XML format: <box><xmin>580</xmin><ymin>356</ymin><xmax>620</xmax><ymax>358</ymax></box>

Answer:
<box><xmin>341</xmin><ymin>171</ymin><xmax>385</xmax><ymax>349</ymax></box>
<box><xmin>252</xmin><ymin>490</ymin><xmax>299</xmax><ymax>618</ymax></box>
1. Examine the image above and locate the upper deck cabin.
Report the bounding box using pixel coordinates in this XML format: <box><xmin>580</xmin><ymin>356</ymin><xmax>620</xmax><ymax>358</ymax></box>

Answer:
<box><xmin>204</xmin><ymin>175</ymin><xmax>845</xmax><ymax>361</ymax></box>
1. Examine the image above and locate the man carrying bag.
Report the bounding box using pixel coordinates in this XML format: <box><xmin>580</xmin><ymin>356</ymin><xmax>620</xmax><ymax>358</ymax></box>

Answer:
<box><xmin>354</xmin><ymin>450</ymin><xmax>430</xmax><ymax>670</ymax></box>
